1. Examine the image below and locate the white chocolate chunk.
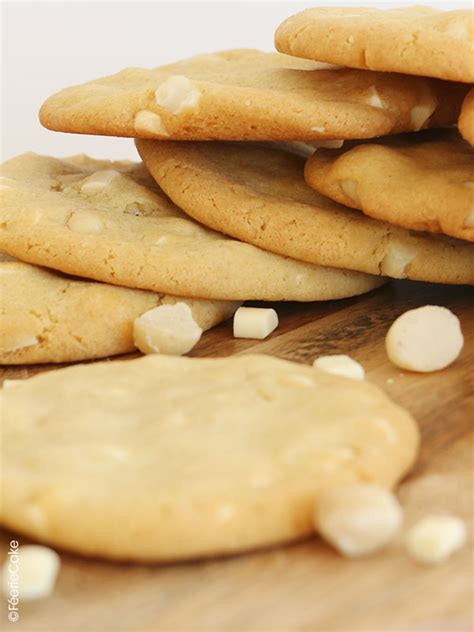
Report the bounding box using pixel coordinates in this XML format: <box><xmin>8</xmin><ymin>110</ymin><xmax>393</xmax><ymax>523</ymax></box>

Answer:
<box><xmin>79</xmin><ymin>170</ymin><xmax>119</xmax><ymax>194</ymax></box>
<box><xmin>1</xmin><ymin>335</ymin><xmax>39</xmax><ymax>353</ymax></box>
<box><xmin>381</xmin><ymin>241</ymin><xmax>417</xmax><ymax>278</ymax></box>
<box><xmin>386</xmin><ymin>305</ymin><xmax>464</xmax><ymax>372</ymax></box>
<box><xmin>155</xmin><ymin>75</ymin><xmax>202</xmax><ymax>114</ymax></box>
<box><xmin>133</xmin><ymin>302</ymin><xmax>202</xmax><ymax>356</ymax></box>
<box><xmin>67</xmin><ymin>211</ymin><xmax>104</xmax><ymax>235</ymax></box>
<box><xmin>464</xmin><ymin>208</ymin><xmax>474</xmax><ymax>228</ymax></box>
<box><xmin>134</xmin><ymin>110</ymin><xmax>169</xmax><ymax>137</ymax></box>
<box><xmin>410</xmin><ymin>103</ymin><xmax>436</xmax><ymax>131</ymax></box>
<box><xmin>315</xmin><ymin>483</ymin><xmax>402</xmax><ymax>557</ymax></box>
<box><xmin>310</xmin><ymin>126</ymin><xmax>326</xmax><ymax>134</ymax></box>
<box><xmin>2</xmin><ymin>545</ymin><xmax>60</xmax><ymax>601</ymax></box>
<box><xmin>339</xmin><ymin>179</ymin><xmax>360</xmax><ymax>205</ymax></box>
<box><xmin>233</xmin><ymin>307</ymin><xmax>278</xmax><ymax>340</ymax></box>
<box><xmin>366</xmin><ymin>86</ymin><xmax>385</xmax><ymax>109</ymax></box>
<box><xmin>313</xmin><ymin>354</ymin><xmax>365</xmax><ymax>380</ymax></box>
<box><xmin>405</xmin><ymin>515</ymin><xmax>466</xmax><ymax>564</ymax></box>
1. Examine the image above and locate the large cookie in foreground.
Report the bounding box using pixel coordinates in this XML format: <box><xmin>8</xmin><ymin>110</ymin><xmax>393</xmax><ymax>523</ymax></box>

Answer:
<box><xmin>275</xmin><ymin>7</ymin><xmax>474</xmax><ymax>83</ymax></box>
<box><xmin>137</xmin><ymin>140</ymin><xmax>474</xmax><ymax>284</ymax></box>
<box><xmin>0</xmin><ymin>260</ymin><xmax>238</xmax><ymax>364</ymax></box>
<box><xmin>39</xmin><ymin>49</ymin><xmax>467</xmax><ymax>141</ymax></box>
<box><xmin>0</xmin><ymin>153</ymin><xmax>383</xmax><ymax>302</ymax></box>
<box><xmin>0</xmin><ymin>354</ymin><xmax>419</xmax><ymax>561</ymax></box>
<box><xmin>304</xmin><ymin>131</ymin><xmax>474</xmax><ymax>243</ymax></box>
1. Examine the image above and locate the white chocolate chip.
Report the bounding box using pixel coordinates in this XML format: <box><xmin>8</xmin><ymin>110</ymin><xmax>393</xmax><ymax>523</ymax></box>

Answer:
<box><xmin>339</xmin><ymin>179</ymin><xmax>360</xmax><ymax>205</ymax></box>
<box><xmin>347</xmin><ymin>35</ymin><xmax>355</xmax><ymax>44</ymax></box>
<box><xmin>385</xmin><ymin>305</ymin><xmax>464</xmax><ymax>372</ymax></box>
<box><xmin>67</xmin><ymin>211</ymin><xmax>104</xmax><ymax>235</ymax></box>
<box><xmin>233</xmin><ymin>307</ymin><xmax>279</xmax><ymax>340</ymax></box>
<box><xmin>134</xmin><ymin>110</ymin><xmax>169</xmax><ymax>137</ymax></box>
<box><xmin>310</xmin><ymin>126</ymin><xmax>326</xmax><ymax>134</ymax></box>
<box><xmin>2</xmin><ymin>545</ymin><xmax>60</xmax><ymax>601</ymax></box>
<box><xmin>313</xmin><ymin>355</ymin><xmax>365</xmax><ymax>380</ymax></box>
<box><xmin>1</xmin><ymin>336</ymin><xmax>39</xmax><ymax>353</ymax></box>
<box><xmin>155</xmin><ymin>75</ymin><xmax>202</xmax><ymax>114</ymax></box>
<box><xmin>405</xmin><ymin>515</ymin><xmax>466</xmax><ymax>564</ymax></box>
<box><xmin>79</xmin><ymin>170</ymin><xmax>119</xmax><ymax>194</ymax></box>
<box><xmin>133</xmin><ymin>302</ymin><xmax>202</xmax><ymax>356</ymax></box>
<box><xmin>244</xmin><ymin>100</ymin><xmax>252</xmax><ymax>107</ymax></box>
<box><xmin>366</xmin><ymin>86</ymin><xmax>385</xmax><ymax>109</ymax></box>
<box><xmin>315</xmin><ymin>483</ymin><xmax>402</xmax><ymax>557</ymax></box>
<box><xmin>410</xmin><ymin>103</ymin><xmax>436</xmax><ymax>131</ymax></box>
<box><xmin>380</xmin><ymin>241</ymin><xmax>417</xmax><ymax>278</ymax></box>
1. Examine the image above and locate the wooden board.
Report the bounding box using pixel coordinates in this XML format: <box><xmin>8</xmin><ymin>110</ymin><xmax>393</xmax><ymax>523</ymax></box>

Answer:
<box><xmin>1</xmin><ymin>280</ymin><xmax>473</xmax><ymax>631</ymax></box>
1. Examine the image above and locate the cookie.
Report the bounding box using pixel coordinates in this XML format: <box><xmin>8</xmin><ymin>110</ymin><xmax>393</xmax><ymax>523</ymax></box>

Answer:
<box><xmin>0</xmin><ymin>353</ymin><xmax>419</xmax><ymax>561</ymax></box>
<box><xmin>275</xmin><ymin>7</ymin><xmax>474</xmax><ymax>83</ymax></box>
<box><xmin>304</xmin><ymin>130</ymin><xmax>474</xmax><ymax>243</ymax></box>
<box><xmin>39</xmin><ymin>49</ymin><xmax>467</xmax><ymax>141</ymax></box>
<box><xmin>0</xmin><ymin>153</ymin><xmax>384</xmax><ymax>302</ymax></box>
<box><xmin>0</xmin><ymin>260</ymin><xmax>238</xmax><ymax>364</ymax></box>
<box><xmin>459</xmin><ymin>88</ymin><xmax>474</xmax><ymax>146</ymax></box>
<box><xmin>136</xmin><ymin>140</ymin><xmax>474</xmax><ymax>284</ymax></box>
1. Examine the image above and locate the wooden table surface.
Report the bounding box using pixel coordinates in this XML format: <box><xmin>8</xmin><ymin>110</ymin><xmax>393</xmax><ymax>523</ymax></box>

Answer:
<box><xmin>1</xmin><ymin>279</ymin><xmax>473</xmax><ymax>632</ymax></box>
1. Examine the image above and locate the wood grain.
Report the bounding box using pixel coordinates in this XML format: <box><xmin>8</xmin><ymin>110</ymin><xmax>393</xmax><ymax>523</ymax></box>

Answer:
<box><xmin>1</xmin><ymin>280</ymin><xmax>473</xmax><ymax>631</ymax></box>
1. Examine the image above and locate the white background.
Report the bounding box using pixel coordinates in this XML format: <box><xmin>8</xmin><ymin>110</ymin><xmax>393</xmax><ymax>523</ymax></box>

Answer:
<box><xmin>1</xmin><ymin>0</ymin><xmax>471</xmax><ymax>161</ymax></box>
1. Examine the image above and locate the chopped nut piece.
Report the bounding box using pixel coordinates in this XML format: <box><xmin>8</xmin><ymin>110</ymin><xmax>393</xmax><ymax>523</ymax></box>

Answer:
<box><xmin>155</xmin><ymin>75</ymin><xmax>202</xmax><ymax>114</ymax></box>
<box><xmin>315</xmin><ymin>483</ymin><xmax>402</xmax><ymax>557</ymax></box>
<box><xmin>410</xmin><ymin>103</ymin><xmax>436</xmax><ymax>131</ymax></box>
<box><xmin>380</xmin><ymin>241</ymin><xmax>417</xmax><ymax>278</ymax></box>
<box><xmin>405</xmin><ymin>515</ymin><xmax>466</xmax><ymax>564</ymax></box>
<box><xmin>233</xmin><ymin>307</ymin><xmax>278</xmax><ymax>340</ymax></box>
<box><xmin>1</xmin><ymin>545</ymin><xmax>60</xmax><ymax>601</ymax></box>
<box><xmin>366</xmin><ymin>86</ymin><xmax>385</xmax><ymax>109</ymax></box>
<box><xmin>386</xmin><ymin>305</ymin><xmax>464</xmax><ymax>372</ymax></box>
<box><xmin>134</xmin><ymin>110</ymin><xmax>169</xmax><ymax>136</ymax></box>
<box><xmin>80</xmin><ymin>170</ymin><xmax>119</xmax><ymax>194</ymax></box>
<box><xmin>313</xmin><ymin>354</ymin><xmax>365</xmax><ymax>380</ymax></box>
<box><xmin>67</xmin><ymin>211</ymin><xmax>104</xmax><ymax>235</ymax></box>
<box><xmin>339</xmin><ymin>179</ymin><xmax>360</xmax><ymax>205</ymax></box>
<box><xmin>133</xmin><ymin>302</ymin><xmax>202</xmax><ymax>356</ymax></box>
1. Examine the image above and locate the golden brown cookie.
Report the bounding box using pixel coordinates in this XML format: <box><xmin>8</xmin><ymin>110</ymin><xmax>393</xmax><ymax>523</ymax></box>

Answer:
<box><xmin>137</xmin><ymin>139</ymin><xmax>474</xmax><ymax>284</ymax></box>
<box><xmin>304</xmin><ymin>131</ymin><xmax>474</xmax><ymax>243</ymax></box>
<box><xmin>40</xmin><ymin>49</ymin><xmax>467</xmax><ymax>141</ymax></box>
<box><xmin>275</xmin><ymin>7</ymin><xmax>474</xmax><ymax>83</ymax></box>
<box><xmin>459</xmin><ymin>88</ymin><xmax>474</xmax><ymax>146</ymax></box>
<box><xmin>1</xmin><ymin>354</ymin><xmax>419</xmax><ymax>561</ymax></box>
<box><xmin>0</xmin><ymin>260</ymin><xmax>238</xmax><ymax>364</ymax></box>
<box><xmin>0</xmin><ymin>153</ymin><xmax>383</xmax><ymax>302</ymax></box>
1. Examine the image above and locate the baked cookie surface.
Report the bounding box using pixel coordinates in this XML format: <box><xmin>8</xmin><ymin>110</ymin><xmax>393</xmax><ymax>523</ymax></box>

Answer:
<box><xmin>1</xmin><ymin>353</ymin><xmax>419</xmax><ymax>561</ymax></box>
<box><xmin>39</xmin><ymin>49</ymin><xmax>467</xmax><ymax>141</ymax></box>
<box><xmin>304</xmin><ymin>131</ymin><xmax>474</xmax><ymax>243</ymax></box>
<box><xmin>275</xmin><ymin>7</ymin><xmax>474</xmax><ymax>83</ymax></box>
<box><xmin>0</xmin><ymin>260</ymin><xmax>237</xmax><ymax>364</ymax></box>
<box><xmin>459</xmin><ymin>88</ymin><xmax>474</xmax><ymax>146</ymax></box>
<box><xmin>137</xmin><ymin>140</ymin><xmax>474</xmax><ymax>284</ymax></box>
<box><xmin>0</xmin><ymin>153</ymin><xmax>383</xmax><ymax>301</ymax></box>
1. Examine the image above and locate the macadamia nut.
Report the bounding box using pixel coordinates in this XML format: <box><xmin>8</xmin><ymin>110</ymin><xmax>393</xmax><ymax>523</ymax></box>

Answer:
<box><xmin>133</xmin><ymin>302</ymin><xmax>202</xmax><ymax>356</ymax></box>
<box><xmin>405</xmin><ymin>515</ymin><xmax>466</xmax><ymax>564</ymax></box>
<box><xmin>313</xmin><ymin>354</ymin><xmax>365</xmax><ymax>380</ymax></box>
<box><xmin>385</xmin><ymin>305</ymin><xmax>464</xmax><ymax>372</ymax></box>
<box><xmin>315</xmin><ymin>483</ymin><xmax>402</xmax><ymax>557</ymax></box>
<box><xmin>2</xmin><ymin>545</ymin><xmax>60</xmax><ymax>601</ymax></box>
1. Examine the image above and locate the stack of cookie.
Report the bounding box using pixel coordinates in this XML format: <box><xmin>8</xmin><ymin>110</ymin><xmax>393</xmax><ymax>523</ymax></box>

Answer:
<box><xmin>1</xmin><ymin>5</ymin><xmax>473</xmax><ymax>366</ymax></box>
<box><xmin>0</xmin><ymin>4</ymin><xmax>472</xmax><ymax>568</ymax></box>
